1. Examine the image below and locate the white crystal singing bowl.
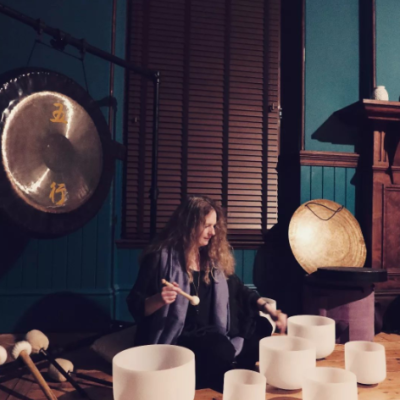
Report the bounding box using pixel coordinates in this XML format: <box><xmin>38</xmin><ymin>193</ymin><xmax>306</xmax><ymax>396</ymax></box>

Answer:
<box><xmin>288</xmin><ymin>315</ymin><xmax>335</xmax><ymax>359</ymax></box>
<box><xmin>113</xmin><ymin>345</ymin><xmax>195</xmax><ymax>400</ymax></box>
<box><xmin>259</xmin><ymin>297</ymin><xmax>277</xmax><ymax>334</ymax></box>
<box><xmin>302</xmin><ymin>367</ymin><xmax>358</xmax><ymax>400</ymax></box>
<box><xmin>223</xmin><ymin>369</ymin><xmax>266</xmax><ymax>400</ymax></box>
<box><xmin>345</xmin><ymin>341</ymin><xmax>386</xmax><ymax>384</ymax></box>
<box><xmin>259</xmin><ymin>335</ymin><xmax>316</xmax><ymax>390</ymax></box>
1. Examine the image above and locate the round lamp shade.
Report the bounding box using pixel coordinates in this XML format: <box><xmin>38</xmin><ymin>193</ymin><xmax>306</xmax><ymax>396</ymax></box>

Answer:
<box><xmin>289</xmin><ymin>199</ymin><xmax>366</xmax><ymax>274</ymax></box>
<box><xmin>223</xmin><ymin>369</ymin><xmax>266</xmax><ymax>400</ymax></box>
<box><xmin>259</xmin><ymin>336</ymin><xmax>316</xmax><ymax>390</ymax></box>
<box><xmin>113</xmin><ymin>345</ymin><xmax>195</xmax><ymax>400</ymax></box>
<box><xmin>302</xmin><ymin>367</ymin><xmax>357</xmax><ymax>400</ymax></box>
<box><xmin>345</xmin><ymin>341</ymin><xmax>386</xmax><ymax>384</ymax></box>
<box><xmin>288</xmin><ymin>315</ymin><xmax>335</xmax><ymax>359</ymax></box>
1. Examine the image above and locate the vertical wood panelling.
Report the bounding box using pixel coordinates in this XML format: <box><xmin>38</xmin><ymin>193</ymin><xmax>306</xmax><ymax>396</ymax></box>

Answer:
<box><xmin>243</xmin><ymin>250</ymin><xmax>256</xmax><ymax>286</ymax></box>
<box><xmin>66</xmin><ymin>231</ymin><xmax>83</xmax><ymax>290</ymax></box>
<box><xmin>233</xmin><ymin>249</ymin><xmax>244</xmax><ymax>282</ymax></box>
<box><xmin>81</xmin><ymin>219</ymin><xmax>98</xmax><ymax>289</ymax></box>
<box><xmin>322</xmin><ymin>167</ymin><xmax>334</xmax><ymax>200</ymax></box>
<box><xmin>37</xmin><ymin>240</ymin><xmax>54</xmax><ymax>290</ymax></box>
<box><xmin>22</xmin><ymin>240</ymin><xmax>39</xmax><ymax>289</ymax></box>
<box><xmin>345</xmin><ymin>168</ymin><xmax>356</xmax><ymax>215</ymax></box>
<box><xmin>300</xmin><ymin>166</ymin><xmax>356</xmax><ymax>214</ymax></box>
<box><xmin>334</xmin><ymin>167</ymin><xmax>346</xmax><ymax>205</ymax></box>
<box><xmin>301</xmin><ymin>166</ymin><xmax>311</xmax><ymax>203</ymax></box>
<box><xmin>96</xmin><ymin>200</ymin><xmax>112</xmax><ymax>289</ymax></box>
<box><xmin>310</xmin><ymin>166</ymin><xmax>323</xmax><ymax>199</ymax></box>
<box><xmin>6</xmin><ymin>255</ymin><xmax>23</xmax><ymax>289</ymax></box>
<box><xmin>51</xmin><ymin>237</ymin><xmax>68</xmax><ymax>290</ymax></box>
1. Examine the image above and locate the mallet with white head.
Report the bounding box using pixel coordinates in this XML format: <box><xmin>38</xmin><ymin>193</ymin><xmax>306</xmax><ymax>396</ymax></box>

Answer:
<box><xmin>162</xmin><ymin>279</ymin><xmax>200</xmax><ymax>305</ymax></box>
<box><xmin>47</xmin><ymin>358</ymin><xmax>112</xmax><ymax>388</ymax></box>
<box><xmin>11</xmin><ymin>341</ymin><xmax>57</xmax><ymax>400</ymax></box>
<box><xmin>0</xmin><ymin>345</ymin><xmax>7</xmax><ymax>365</ymax></box>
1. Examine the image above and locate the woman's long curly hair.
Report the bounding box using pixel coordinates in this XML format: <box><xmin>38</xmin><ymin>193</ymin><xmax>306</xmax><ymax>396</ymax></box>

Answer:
<box><xmin>143</xmin><ymin>195</ymin><xmax>235</xmax><ymax>283</ymax></box>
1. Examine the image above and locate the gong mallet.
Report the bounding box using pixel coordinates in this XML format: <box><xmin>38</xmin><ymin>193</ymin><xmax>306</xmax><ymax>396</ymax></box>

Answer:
<box><xmin>47</xmin><ymin>358</ymin><xmax>112</xmax><ymax>388</ymax></box>
<box><xmin>0</xmin><ymin>345</ymin><xmax>7</xmax><ymax>365</ymax></box>
<box><xmin>11</xmin><ymin>341</ymin><xmax>57</xmax><ymax>400</ymax></box>
<box><xmin>26</xmin><ymin>330</ymin><xmax>90</xmax><ymax>399</ymax></box>
<box><xmin>161</xmin><ymin>279</ymin><xmax>200</xmax><ymax>306</ymax></box>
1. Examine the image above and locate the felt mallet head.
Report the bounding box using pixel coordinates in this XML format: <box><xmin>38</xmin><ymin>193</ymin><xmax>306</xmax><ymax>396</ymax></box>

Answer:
<box><xmin>11</xmin><ymin>341</ymin><xmax>32</xmax><ymax>359</ymax></box>
<box><xmin>0</xmin><ymin>345</ymin><xmax>7</xmax><ymax>365</ymax></box>
<box><xmin>26</xmin><ymin>330</ymin><xmax>49</xmax><ymax>353</ymax></box>
<box><xmin>48</xmin><ymin>358</ymin><xmax>74</xmax><ymax>382</ymax></box>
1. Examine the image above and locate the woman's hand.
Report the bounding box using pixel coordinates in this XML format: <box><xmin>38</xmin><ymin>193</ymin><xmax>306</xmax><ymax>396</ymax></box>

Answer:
<box><xmin>270</xmin><ymin>310</ymin><xmax>288</xmax><ymax>334</ymax></box>
<box><xmin>160</xmin><ymin>282</ymin><xmax>180</xmax><ymax>304</ymax></box>
<box><xmin>257</xmin><ymin>298</ymin><xmax>288</xmax><ymax>334</ymax></box>
<box><xmin>144</xmin><ymin>282</ymin><xmax>180</xmax><ymax>316</ymax></box>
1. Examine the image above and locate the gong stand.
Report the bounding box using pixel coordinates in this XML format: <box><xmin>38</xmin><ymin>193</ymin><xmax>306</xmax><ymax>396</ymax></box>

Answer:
<box><xmin>0</xmin><ymin>2</ymin><xmax>160</xmax><ymax>239</ymax></box>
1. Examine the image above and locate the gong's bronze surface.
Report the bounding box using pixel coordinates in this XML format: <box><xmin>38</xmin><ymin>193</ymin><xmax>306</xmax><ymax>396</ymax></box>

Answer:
<box><xmin>2</xmin><ymin>91</ymin><xmax>102</xmax><ymax>213</ymax></box>
<box><xmin>0</xmin><ymin>68</ymin><xmax>116</xmax><ymax>237</ymax></box>
<box><xmin>288</xmin><ymin>199</ymin><xmax>367</xmax><ymax>274</ymax></box>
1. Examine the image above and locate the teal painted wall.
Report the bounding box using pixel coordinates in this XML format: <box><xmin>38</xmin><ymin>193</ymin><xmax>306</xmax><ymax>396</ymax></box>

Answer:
<box><xmin>376</xmin><ymin>0</ymin><xmax>400</xmax><ymax>101</ymax></box>
<box><xmin>0</xmin><ymin>0</ymin><xmax>126</xmax><ymax>333</ymax></box>
<box><xmin>303</xmin><ymin>0</ymin><xmax>361</xmax><ymax>219</ymax></box>
<box><xmin>304</xmin><ymin>0</ymin><xmax>359</xmax><ymax>153</ymax></box>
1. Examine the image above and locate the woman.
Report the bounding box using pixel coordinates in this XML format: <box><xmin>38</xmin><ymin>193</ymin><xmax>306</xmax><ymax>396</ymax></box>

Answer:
<box><xmin>127</xmin><ymin>195</ymin><xmax>287</xmax><ymax>390</ymax></box>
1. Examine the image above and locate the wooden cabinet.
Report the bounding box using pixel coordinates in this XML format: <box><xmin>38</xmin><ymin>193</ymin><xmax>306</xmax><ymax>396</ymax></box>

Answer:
<box><xmin>351</xmin><ymin>100</ymin><xmax>400</xmax><ymax>297</ymax></box>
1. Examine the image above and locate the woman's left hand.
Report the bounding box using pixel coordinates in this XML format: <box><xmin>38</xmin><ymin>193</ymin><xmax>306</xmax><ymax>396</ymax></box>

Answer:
<box><xmin>271</xmin><ymin>310</ymin><xmax>288</xmax><ymax>334</ymax></box>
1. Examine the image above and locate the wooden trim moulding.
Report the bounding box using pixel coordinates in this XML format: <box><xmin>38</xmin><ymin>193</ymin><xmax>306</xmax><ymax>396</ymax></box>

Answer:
<box><xmin>299</xmin><ymin>150</ymin><xmax>359</xmax><ymax>168</ymax></box>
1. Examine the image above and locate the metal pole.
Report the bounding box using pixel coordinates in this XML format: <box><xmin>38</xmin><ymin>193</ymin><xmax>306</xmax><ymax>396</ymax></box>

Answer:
<box><xmin>0</xmin><ymin>3</ymin><xmax>156</xmax><ymax>79</ymax></box>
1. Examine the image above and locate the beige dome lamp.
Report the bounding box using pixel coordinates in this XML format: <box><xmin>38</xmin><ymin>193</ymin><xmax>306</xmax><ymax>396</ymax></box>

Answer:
<box><xmin>288</xmin><ymin>199</ymin><xmax>387</xmax><ymax>343</ymax></box>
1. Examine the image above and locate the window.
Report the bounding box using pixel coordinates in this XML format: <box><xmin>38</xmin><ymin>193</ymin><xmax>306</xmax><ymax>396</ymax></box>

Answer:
<box><xmin>121</xmin><ymin>0</ymin><xmax>280</xmax><ymax>248</ymax></box>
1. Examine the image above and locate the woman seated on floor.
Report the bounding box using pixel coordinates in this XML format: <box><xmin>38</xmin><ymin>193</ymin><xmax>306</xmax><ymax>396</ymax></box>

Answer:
<box><xmin>127</xmin><ymin>195</ymin><xmax>287</xmax><ymax>391</ymax></box>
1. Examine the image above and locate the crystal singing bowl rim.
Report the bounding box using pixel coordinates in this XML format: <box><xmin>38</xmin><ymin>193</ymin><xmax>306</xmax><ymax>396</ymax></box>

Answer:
<box><xmin>345</xmin><ymin>341</ymin><xmax>385</xmax><ymax>353</ymax></box>
<box><xmin>288</xmin><ymin>315</ymin><xmax>335</xmax><ymax>327</ymax></box>
<box><xmin>304</xmin><ymin>367</ymin><xmax>357</xmax><ymax>385</ymax></box>
<box><xmin>259</xmin><ymin>335</ymin><xmax>315</xmax><ymax>352</ymax></box>
<box><xmin>225</xmin><ymin>369</ymin><xmax>266</xmax><ymax>385</ymax></box>
<box><xmin>113</xmin><ymin>344</ymin><xmax>194</xmax><ymax>373</ymax></box>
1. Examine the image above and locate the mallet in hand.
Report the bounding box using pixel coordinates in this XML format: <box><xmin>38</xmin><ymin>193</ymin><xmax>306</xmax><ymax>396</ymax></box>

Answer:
<box><xmin>162</xmin><ymin>279</ymin><xmax>200</xmax><ymax>306</ymax></box>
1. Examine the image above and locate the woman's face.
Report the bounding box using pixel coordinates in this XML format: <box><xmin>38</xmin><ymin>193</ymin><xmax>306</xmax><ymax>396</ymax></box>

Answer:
<box><xmin>197</xmin><ymin>209</ymin><xmax>217</xmax><ymax>247</ymax></box>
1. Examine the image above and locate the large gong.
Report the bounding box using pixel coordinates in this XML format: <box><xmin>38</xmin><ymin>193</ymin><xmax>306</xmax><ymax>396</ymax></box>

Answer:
<box><xmin>0</xmin><ymin>68</ymin><xmax>118</xmax><ymax>237</ymax></box>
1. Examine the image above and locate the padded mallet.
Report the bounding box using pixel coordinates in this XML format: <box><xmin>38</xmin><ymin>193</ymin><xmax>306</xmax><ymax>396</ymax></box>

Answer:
<box><xmin>0</xmin><ymin>345</ymin><xmax>7</xmax><ymax>365</ymax></box>
<box><xmin>162</xmin><ymin>279</ymin><xmax>200</xmax><ymax>305</ymax></box>
<box><xmin>11</xmin><ymin>341</ymin><xmax>57</xmax><ymax>400</ymax></box>
<box><xmin>26</xmin><ymin>330</ymin><xmax>90</xmax><ymax>399</ymax></box>
<box><xmin>48</xmin><ymin>358</ymin><xmax>112</xmax><ymax>388</ymax></box>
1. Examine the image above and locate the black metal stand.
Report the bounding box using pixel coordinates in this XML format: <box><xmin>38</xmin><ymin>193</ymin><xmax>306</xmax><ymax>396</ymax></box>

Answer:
<box><xmin>0</xmin><ymin>2</ymin><xmax>160</xmax><ymax>239</ymax></box>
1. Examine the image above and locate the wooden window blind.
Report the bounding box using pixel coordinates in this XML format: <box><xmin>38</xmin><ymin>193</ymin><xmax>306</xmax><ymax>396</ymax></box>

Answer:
<box><xmin>122</xmin><ymin>0</ymin><xmax>280</xmax><ymax>248</ymax></box>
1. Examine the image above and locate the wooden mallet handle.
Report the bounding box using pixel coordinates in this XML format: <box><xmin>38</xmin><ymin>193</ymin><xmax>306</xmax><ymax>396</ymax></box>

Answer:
<box><xmin>19</xmin><ymin>350</ymin><xmax>57</xmax><ymax>400</ymax></box>
<box><xmin>161</xmin><ymin>279</ymin><xmax>200</xmax><ymax>305</ymax></box>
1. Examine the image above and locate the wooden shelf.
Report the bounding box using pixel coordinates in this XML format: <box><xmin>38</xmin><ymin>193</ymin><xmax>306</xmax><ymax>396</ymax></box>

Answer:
<box><xmin>340</xmin><ymin>99</ymin><xmax>400</xmax><ymax>122</ymax></box>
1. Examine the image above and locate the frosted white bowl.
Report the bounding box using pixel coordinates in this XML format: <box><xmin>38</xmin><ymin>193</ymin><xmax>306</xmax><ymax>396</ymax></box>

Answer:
<box><xmin>113</xmin><ymin>345</ymin><xmax>195</xmax><ymax>400</ymax></box>
<box><xmin>288</xmin><ymin>315</ymin><xmax>335</xmax><ymax>359</ymax></box>
<box><xmin>302</xmin><ymin>367</ymin><xmax>357</xmax><ymax>400</ymax></box>
<box><xmin>259</xmin><ymin>335</ymin><xmax>316</xmax><ymax>390</ymax></box>
<box><xmin>259</xmin><ymin>297</ymin><xmax>277</xmax><ymax>334</ymax></box>
<box><xmin>223</xmin><ymin>369</ymin><xmax>266</xmax><ymax>400</ymax></box>
<box><xmin>345</xmin><ymin>341</ymin><xmax>386</xmax><ymax>384</ymax></box>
